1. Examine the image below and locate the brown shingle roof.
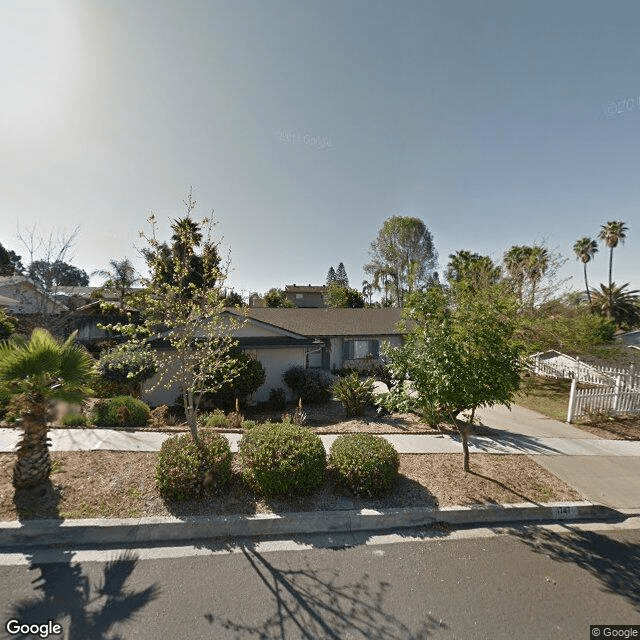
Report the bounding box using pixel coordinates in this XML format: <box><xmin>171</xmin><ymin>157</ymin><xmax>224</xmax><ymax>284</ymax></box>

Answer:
<box><xmin>240</xmin><ymin>308</ymin><xmax>405</xmax><ymax>336</ymax></box>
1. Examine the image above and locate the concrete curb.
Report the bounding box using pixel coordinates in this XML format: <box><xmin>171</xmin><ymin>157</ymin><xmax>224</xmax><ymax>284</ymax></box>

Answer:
<box><xmin>0</xmin><ymin>501</ymin><xmax>624</xmax><ymax>549</ymax></box>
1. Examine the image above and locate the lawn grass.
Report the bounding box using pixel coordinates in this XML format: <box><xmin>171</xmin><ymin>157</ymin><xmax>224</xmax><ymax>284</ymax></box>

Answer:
<box><xmin>514</xmin><ymin>375</ymin><xmax>571</xmax><ymax>422</ymax></box>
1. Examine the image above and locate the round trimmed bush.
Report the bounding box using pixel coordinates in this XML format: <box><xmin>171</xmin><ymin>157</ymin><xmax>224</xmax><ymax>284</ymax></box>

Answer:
<box><xmin>238</xmin><ymin>423</ymin><xmax>326</xmax><ymax>496</ymax></box>
<box><xmin>155</xmin><ymin>430</ymin><xmax>232</xmax><ymax>500</ymax></box>
<box><xmin>90</xmin><ymin>395</ymin><xmax>150</xmax><ymax>428</ymax></box>
<box><xmin>283</xmin><ymin>366</ymin><xmax>333</xmax><ymax>404</ymax></box>
<box><xmin>329</xmin><ymin>434</ymin><xmax>399</xmax><ymax>498</ymax></box>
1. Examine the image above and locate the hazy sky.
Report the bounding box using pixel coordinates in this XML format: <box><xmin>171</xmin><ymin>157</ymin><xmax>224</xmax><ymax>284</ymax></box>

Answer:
<box><xmin>1</xmin><ymin>0</ymin><xmax>638</xmax><ymax>299</ymax></box>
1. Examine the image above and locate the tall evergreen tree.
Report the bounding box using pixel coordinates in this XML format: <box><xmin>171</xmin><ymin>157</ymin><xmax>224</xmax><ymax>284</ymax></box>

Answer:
<box><xmin>326</xmin><ymin>266</ymin><xmax>337</xmax><ymax>286</ymax></box>
<box><xmin>335</xmin><ymin>262</ymin><xmax>349</xmax><ymax>287</ymax></box>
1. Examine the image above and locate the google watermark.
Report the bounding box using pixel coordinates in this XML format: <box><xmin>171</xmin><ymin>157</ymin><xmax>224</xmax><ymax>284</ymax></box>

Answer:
<box><xmin>5</xmin><ymin>619</ymin><xmax>62</xmax><ymax>638</ymax></box>
<box><xmin>605</xmin><ymin>96</ymin><xmax>640</xmax><ymax>117</ymax></box>
<box><xmin>591</xmin><ymin>625</ymin><xmax>640</xmax><ymax>638</ymax></box>
<box><xmin>275</xmin><ymin>130</ymin><xmax>334</xmax><ymax>149</ymax></box>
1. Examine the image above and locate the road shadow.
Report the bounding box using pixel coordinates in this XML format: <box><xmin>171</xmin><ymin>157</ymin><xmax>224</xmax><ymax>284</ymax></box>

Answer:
<box><xmin>202</xmin><ymin>546</ymin><xmax>445</xmax><ymax>639</ymax></box>
<box><xmin>5</xmin><ymin>494</ymin><xmax>160</xmax><ymax>639</ymax></box>
<box><xmin>507</xmin><ymin>524</ymin><xmax>640</xmax><ymax>612</ymax></box>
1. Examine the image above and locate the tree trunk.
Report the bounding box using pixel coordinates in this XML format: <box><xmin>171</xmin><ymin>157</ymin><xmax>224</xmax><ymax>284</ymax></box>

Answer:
<box><xmin>450</xmin><ymin>411</ymin><xmax>472</xmax><ymax>472</ymax></box>
<box><xmin>13</xmin><ymin>398</ymin><xmax>51</xmax><ymax>489</ymax></box>
<box><xmin>608</xmin><ymin>247</ymin><xmax>614</xmax><ymax>314</ymax></box>
<box><xmin>584</xmin><ymin>263</ymin><xmax>592</xmax><ymax>307</ymax></box>
<box><xmin>459</xmin><ymin>424</ymin><xmax>470</xmax><ymax>472</ymax></box>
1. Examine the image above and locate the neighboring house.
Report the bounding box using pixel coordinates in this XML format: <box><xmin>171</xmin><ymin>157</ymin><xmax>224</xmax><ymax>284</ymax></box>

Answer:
<box><xmin>142</xmin><ymin>310</ymin><xmax>321</xmax><ymax>406</ymax></box>
<box><xmin>0</xmin><ymin>276</ymin><xmax>68</xmax><ymax>315</ymax></box>
<box><xmin>240</xmin><ymin>307</ymin><xmax>405</xmax><ymax>371</ymax></box>
<box><xmin>284</xmin><ymin>285</ymin><xmax>327</xmax><ymax>308</ymax></box>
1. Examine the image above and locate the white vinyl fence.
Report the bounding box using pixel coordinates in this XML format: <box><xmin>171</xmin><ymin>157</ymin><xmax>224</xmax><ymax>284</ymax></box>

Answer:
<box><xmin>566</xmin><ymin>377</ymin><xmax>640</xmax><ymax>422</ymax></box>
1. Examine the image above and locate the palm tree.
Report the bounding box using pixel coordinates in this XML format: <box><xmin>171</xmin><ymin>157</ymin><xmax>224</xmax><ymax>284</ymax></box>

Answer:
<box><xmin>525</xmin><ymin>246</ymin><xmax>549</xmax><ymax>308</ymax></box>
<box><xmin>598</xmin><ymin>221</ymin><xmax>629</xmax><ymax>311</ymax></box>
<box><xmin>589</xmin><ymin>282</ymin><xmax>640</xmax><ymax>328</ymax></box>
<box><xmin>573</xmin><ymin>237</ymin><xmax>598</xmax><ymax>307</ymax></box>
<box><xmin>503</xmin><ymin>246</ymin><xmax>528</xmax><ymax>306</ymax></box>
<box><xmin>361</xmin><ymin>280</ymin><xmax>373</xmax><ymax>306</ymax></box>
<box><xmin>93</xmin><ymin>258</ymin><xmax>139</xmax><ymax>309</ymax></box>
<box><xmin>0</xmin><ymin>329</ymin><xmax>94</xmax><ymax>489</ymax></box>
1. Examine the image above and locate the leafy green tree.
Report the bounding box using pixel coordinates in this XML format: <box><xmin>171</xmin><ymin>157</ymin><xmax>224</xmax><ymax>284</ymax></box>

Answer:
<box><xmin>324</xmin><ymin>283</ymin><xmax>365</xmax><ymax>308</ymax></box>
<box><xmin>364</xmin><ymin>216</ymin><xmax>438</xmax><ymax>307</ymax></box>
<box><xmin>96</xmin><ymin>343</ymin><xmax>157</xmax><ymax>397</ymax></box>
<box><xmin>573</xmin><ymin>237</ymin><xmax>598</xmax><ymax>307</ymax></box>
<box><xmin>0</xmin><ymin>243</ymin><xmax>23</xmax><ymax>276</ymax></box>
<box><xmin>93</xmin><ymin>258</ymin><xmax>139</xmax><ymax>309</ymax></box>
<box><xmin>514</xmin><ymin>299</ymin><xmax>615</xmax><ymax>355</ymax></box>
<box><xmin>222</xmin><ymin>290</ymin><xmax>245</xmax><ymax>307</ymax></box>
<box><xmin>202</xmin><ymin>349</ymin><xmax>266</xmax><ymax>410</ymax></box>
<box><xmin>107</xmin><ymin>192</ymin><xmax>244</xmax><ymax>440</ymax></box>
<box><xmin>386</xmin><ymin>283</ymin><xmax>521</xmax><ymax>471</ymax></box>
<box><xmin>28</xmin><ymin>260</ymin><xmax>89</xmax><ymax>288</ymax></box>
<box><xmin>0</xmin><ymin>328</ymin><xmax>94</xmax><ymax>488</ymax></box>
<box><xmin>263</xmin><ymin>288</ymin><xmax>295</xmax><ymax>308</ymax></box>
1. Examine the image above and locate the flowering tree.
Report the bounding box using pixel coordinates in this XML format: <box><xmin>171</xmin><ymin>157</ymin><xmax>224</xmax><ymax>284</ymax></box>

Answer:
<box><xmin>106</xmin><ymin>191</ymin><xmax>244</xmax><ymax>440</ymax></box>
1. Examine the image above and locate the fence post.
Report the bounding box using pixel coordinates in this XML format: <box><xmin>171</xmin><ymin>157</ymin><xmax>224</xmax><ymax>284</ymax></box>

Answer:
<box><xmin>613</xmin><ymin>375</ymin><xmax>621</xmax><ymax>412</ymax></box>
<box><xmin>575</xmin><ymin>356</ymin><xmax>580</xmax><ymax>381</ymax></box>
<box><xmin>567</xmin><ymin>377</ymin><xmax>577</xmax><ymax>423</ymax></box>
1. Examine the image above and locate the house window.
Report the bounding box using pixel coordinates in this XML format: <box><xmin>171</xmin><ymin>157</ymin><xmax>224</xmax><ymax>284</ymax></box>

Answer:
<box><xmin>342</xmin><ymin>339</ymin><xmax>379</xmax><ymax>360</ymax></box>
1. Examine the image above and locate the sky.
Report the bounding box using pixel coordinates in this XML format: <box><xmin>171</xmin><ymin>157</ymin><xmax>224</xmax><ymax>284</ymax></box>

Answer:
<box><xmin>1</xmin><ymin>0</ymin><xmax>638</xmax><ymax>301</ymax></box>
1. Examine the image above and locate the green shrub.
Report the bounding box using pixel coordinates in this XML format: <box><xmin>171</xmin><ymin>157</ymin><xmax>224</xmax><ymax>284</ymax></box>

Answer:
<box><xmin>329</xmin><ymin>434</ymin><xmax>399</xmax><ymax>498</ymax></box>
<box><xmin>155</xmin><ymin>430</ymin><xmax>232</xmax><ymax>500</ymax></box>
<box><xmin>197</xmin><ymin>409</ymin><xmax>229</xmax><ymax>429</ymax></box>
<box><xmin>241</xmin><ymin>420</ymin><xmax>257</xmax><ymax>430</ymax></box>
<box><xmin>90</xmin><ymin>395</ymin><xmax>150</xmax><ymax>428</ymax></box>
<box><xmin>332</xmin><ymin>373</ymin><xmax>376</xmax><ymax>416</ymax></box>
<box><xmin>268</xmin><ymin>387</ymin><xmax>287</xmax><ymax>410</ymax></box>
<box><xmin>60</xmin><ymin>412</ymin><xmax>88</xmax><ymax>427</ymax></box>
<box><xmin>238</xmin><ymin>423</ymin><xmax>326</xmax><ymax>496</ymax></box>
<box><xmin>202</xmin><ymin>351</ymin><xmax>266</xmax><ymax>411</ymax></box>
<box><xmin>96</xmin><ymin>344</ymin><xmax>157</xmax><ymax>393</ymax></box>
<box><xmin>283</xmin><ymin>366</ymin><xmax>333</xmax><ymax>404</ymax></box>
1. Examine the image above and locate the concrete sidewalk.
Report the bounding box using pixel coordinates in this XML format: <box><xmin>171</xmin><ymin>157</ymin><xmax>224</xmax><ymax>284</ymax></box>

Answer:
<box><xmin>1</xmin><ymin>427</ymin><xmax>640</xmax><ymax>457</ymax></box>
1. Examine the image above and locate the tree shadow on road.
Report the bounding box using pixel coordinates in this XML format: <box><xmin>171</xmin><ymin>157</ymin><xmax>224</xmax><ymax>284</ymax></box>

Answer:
<box><xmin>5</xmin><ymin>520</ymin><xmax>160</xmax><ymax>639</ymax></box>
<box><xmin>203</xmin><ymin>546</ymin><xmax>444</xmax><ymax>639</ymax></box>
<box><xmin>508</xmin><ymin>524</ymin><xmax>640</xmax><ymax>612</ymax></box>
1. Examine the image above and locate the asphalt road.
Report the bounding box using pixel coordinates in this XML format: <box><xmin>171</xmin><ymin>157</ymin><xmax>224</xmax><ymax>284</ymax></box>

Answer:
<box><xmin>1</xmin><ymin>523</ymin><xmax>639</xmax><ymax>640</ymax></box>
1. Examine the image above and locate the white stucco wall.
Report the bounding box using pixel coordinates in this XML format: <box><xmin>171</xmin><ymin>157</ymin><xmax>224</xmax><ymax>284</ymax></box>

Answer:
<box><xmin>141</xmin><ymin>346</ymin><xmax>308</xmax><ymax>407</ymax></box>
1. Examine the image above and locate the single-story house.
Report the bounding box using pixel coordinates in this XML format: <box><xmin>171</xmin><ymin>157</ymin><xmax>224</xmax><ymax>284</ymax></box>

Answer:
<box><xmin>142</xmin><ymin>307</ymin><xmax>405</xmax><ymax>407</ymax></box>
<box><xmin>240</xmin><ymin>307</ymin><xmax>405</xmax><ymax>370</ymax></box>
